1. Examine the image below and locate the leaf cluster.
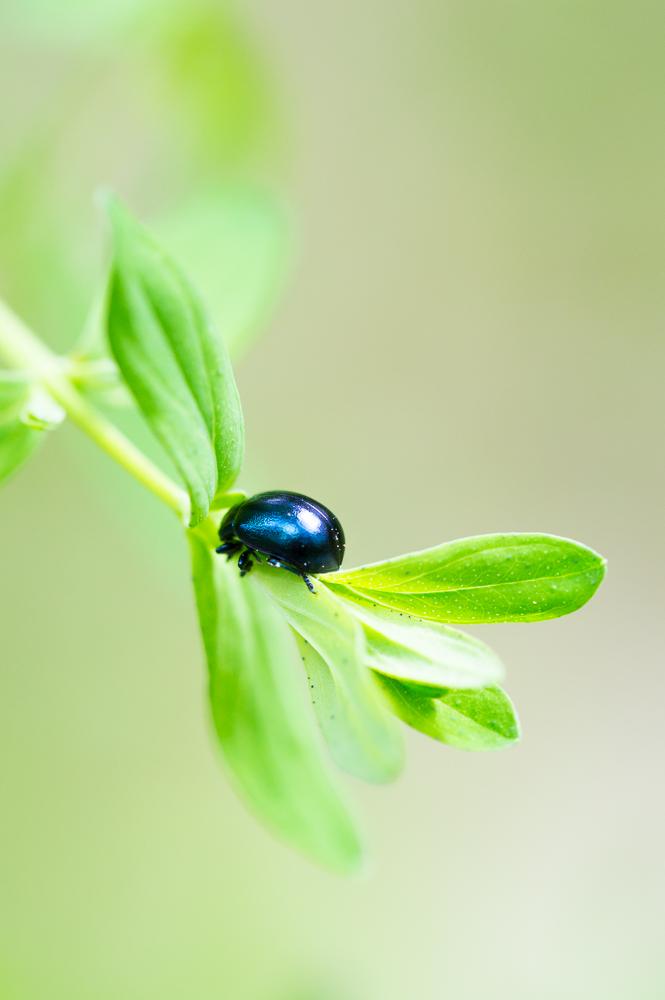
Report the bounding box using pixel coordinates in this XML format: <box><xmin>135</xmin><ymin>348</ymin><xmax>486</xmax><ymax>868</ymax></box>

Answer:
<box><xmin>0</xmin><ymin>199</ymin><xmax>606</xmax><ymax>871</ymax></box>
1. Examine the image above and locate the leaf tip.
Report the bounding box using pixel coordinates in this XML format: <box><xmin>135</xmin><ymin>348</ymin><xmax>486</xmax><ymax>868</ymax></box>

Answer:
<box><xmin>94</xmin><ymin>185</ymin><xmax>116</xmax><ymax>217</ymax></box>
<box><xmin>326</xmin><ymin>834</ymin><xmax>366</xmax><ymax>878</ymax></box>
<box><xmin>104</xmin><ymin>193</ymin><xmax>141</xmax><ymax>252</ymax></box>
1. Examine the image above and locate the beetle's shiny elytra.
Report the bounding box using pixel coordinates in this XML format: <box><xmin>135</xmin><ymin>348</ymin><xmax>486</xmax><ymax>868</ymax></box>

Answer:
<box><xmin>215</xmin><ymin>491</ymin><xmax>345</xmax><ymax>593</ymax></box>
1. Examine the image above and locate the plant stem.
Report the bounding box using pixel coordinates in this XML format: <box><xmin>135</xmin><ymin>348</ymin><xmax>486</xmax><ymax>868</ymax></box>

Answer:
<box><xmin>0</xmin><ymin>297</ymin><xmax>190</xmax><ymax>522</ymax></box>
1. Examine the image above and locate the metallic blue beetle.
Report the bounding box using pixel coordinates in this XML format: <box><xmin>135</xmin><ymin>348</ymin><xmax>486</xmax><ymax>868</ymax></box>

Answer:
<box><xmin>216</xmin><ymin>491</ymin><xmax>345</xmax><ymax>592</ymax></box>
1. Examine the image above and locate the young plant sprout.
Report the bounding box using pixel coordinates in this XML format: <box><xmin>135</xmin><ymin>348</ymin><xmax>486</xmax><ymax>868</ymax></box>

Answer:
<box><xmin>0</xmin><ymin>196</ymin><xmax>606</xmax><ymax>873</ymax></box>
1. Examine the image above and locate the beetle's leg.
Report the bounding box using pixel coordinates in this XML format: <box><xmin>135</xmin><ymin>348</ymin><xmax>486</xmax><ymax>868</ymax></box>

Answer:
<box><xmin>263</xmin><ymin>558</ymin><xmax>316</xmax><ymax>593</ymax></box>
<box><xmin>238</xmin><ymin>549</ymin><xmax>255</xmax><ymax>576</ymax></box>
<box><xmin>215</xmin><ymin>540</ymin><xmax>241</xmax><ymax>559</ymax></box>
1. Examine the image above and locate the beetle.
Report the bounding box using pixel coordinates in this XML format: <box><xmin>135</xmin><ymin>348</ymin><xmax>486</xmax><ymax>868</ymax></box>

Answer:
<box><xmin>215</xmin><ymin>490</ymin><xmax>345</xmax><ymax>593</ymax></box>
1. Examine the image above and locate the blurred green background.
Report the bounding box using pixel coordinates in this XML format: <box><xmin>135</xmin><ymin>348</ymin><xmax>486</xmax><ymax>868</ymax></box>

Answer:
<box><xmin>1</xmin><ymin>1</ymin><xmax>664</xmax><ymax>997</ymax></box>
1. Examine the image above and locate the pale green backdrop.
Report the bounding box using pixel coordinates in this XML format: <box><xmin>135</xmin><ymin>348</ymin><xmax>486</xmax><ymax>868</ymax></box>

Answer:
<box><xmin>1</xmin><ymin>2</ymin><xmax>663</xmax><ymax>998</ymax></box>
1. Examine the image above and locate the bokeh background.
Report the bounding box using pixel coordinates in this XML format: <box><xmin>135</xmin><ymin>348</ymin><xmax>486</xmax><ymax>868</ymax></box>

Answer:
<box><xmin>1</xmin><ymin>2</ymin><xmax>664</xmax><ymax>997</ymax></box>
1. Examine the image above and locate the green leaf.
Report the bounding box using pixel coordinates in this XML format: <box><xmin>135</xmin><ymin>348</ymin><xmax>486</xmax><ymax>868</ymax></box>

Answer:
<box><xmin>81</xmin><ymin>188</ymin><xmax>288</xmax><ymax>367</ymax></box>
<box><xmin>255</xmin><ymin>567</ymin><xmax>404</xmax><ymax>784</ymax></box>
<box><xmin>0</xmin><ymin>420</ymin><xmax>41</xmax><ymax>485</ymax></box>
<box><xmin>0</xmin><ymin>374</ymin><xmax>28</xmax><ymax>409</ymax></box>
<box><xmin>330</xmin><ymin>588</ymin><xmax>504</xmax><ymax>689</ymax></box>
<box><xmin>377</xmin><ymin>678</ymin><xmax>520</xmax><ymax>751</ymax></box>
<box><xmin>189</xmin><ymin>533</ymin><xmax>363</xmax><ymax>873</ymax></box>
<box><xmin>329</xmin><ymin>533</ymin><xmax>606</xmax><ymax>623</ymax></box>
<box><xmin>156</xmin><ymin>186</ymin><xmax>290</xmax><ymax>360</ymax></box>
<box><xmin>106</xmin><ymin>197</ymin><xmax>244</xmax><ymax>526</ymax></box>
<box><xmin>151</xmin><ymin>3</ymin><xmax>277</xmax><ymax>169</ymax></box>
<box><xmin>0</xmin><ymin>375</ymin><xmax>54</xmax><ymax>484</ymax></box>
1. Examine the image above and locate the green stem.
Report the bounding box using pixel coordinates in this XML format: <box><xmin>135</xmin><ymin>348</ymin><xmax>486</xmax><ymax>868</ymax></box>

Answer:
<box><xmin>0</xmin><ymin>298</ymin><xmax>190</xmax><ymax>522</ymax></box>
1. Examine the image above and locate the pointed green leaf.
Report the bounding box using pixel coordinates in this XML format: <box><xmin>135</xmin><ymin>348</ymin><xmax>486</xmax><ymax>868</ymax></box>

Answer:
<box><xmin>0</xmin><ymin>375</ymin><xmax>55</xmax><ymax>485</ymax></box>
<box><xmin>329</xmin><ymin>533</ymin><xmax>606</xmax><ymax>623</ymax></box>
<box><xmin>81</xmin><ymin>189</ymin><xmax>288</xmax><ymax>367</ymax></box>
<box><xmin>0</xmin><ymin>420</ymin><xmax>41</xmax><ymax>485</ymax></box>
<box><xmin>189</xmin><ymin>534</ymin><xmax>363</xmax><ymax>872</ymax></box>
<box><xmin>0</xmin><ymin>372</ymin><xmax>30</xmax><ymax>404</ymax></box>
<box><xmin>378</xmin><ymin>678</ymin><xmax>520</xmax><ymax>750</ymax></box>
<box><xmin>329</xmin><ymin>587</ymin><xmax>504</xmax><ymax>689</ymax></box>
<box><xmin>255</xmin><ymin>567</ymin><xmax>404</xmax><ymax>784</ymax></box>
<box><xmin>106</xmin><ymin>197</ymin><xmax>244</xmax><ymax>526</ymax></box>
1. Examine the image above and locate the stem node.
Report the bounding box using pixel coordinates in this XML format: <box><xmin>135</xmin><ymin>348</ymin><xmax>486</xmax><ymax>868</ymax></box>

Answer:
<box><xmin>0</xmin><ymin>297</ymin><xmax>189</xmax><ymax>521</ymax></box>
